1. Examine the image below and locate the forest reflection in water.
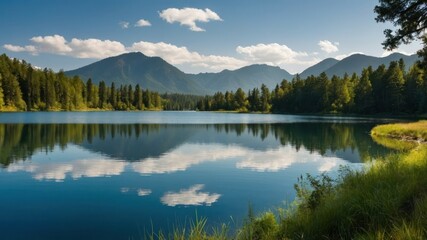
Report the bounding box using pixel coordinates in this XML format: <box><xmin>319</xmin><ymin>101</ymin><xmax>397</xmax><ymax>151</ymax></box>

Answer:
<box><xmin>0</xmin><ymin>121</ymin><xmax>395</xmax><ymax>239</ymax></box>
<box><xmin>1</xmin><ymin>122</ymin><xmax>391</xmax><ymax>168</ymax></box>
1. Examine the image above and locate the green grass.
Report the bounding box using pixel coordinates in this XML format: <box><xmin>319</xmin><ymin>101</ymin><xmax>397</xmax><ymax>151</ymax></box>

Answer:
<box><xmin>145</xmin><ymin>121</ymin><xmax>427</xmax><ymax>239</ymax></box>
<box><xmin>371</xmin><ymin>121</ymin><xmax>427</xmax><ymax>143</ymax></box>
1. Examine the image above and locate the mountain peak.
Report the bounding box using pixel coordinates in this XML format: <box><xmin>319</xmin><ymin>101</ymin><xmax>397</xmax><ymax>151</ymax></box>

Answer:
<box><xmin>65</xmin><ymin>51</ymin><xmax>419</xmax><ymax>96</ymax></box>
<box><xmin>300</xmin><ymin>58</ymin><xmax>339</xmax><ymax>78</ymax></box>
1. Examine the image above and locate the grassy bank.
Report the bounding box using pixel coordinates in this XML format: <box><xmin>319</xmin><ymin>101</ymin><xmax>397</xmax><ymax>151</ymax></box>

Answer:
<box><xmin>146</xmin><ymin>121</ymin><xmax>427</xmax><ymax>239</ymax></box>
<box><xmin>371</xmin><ymin>120</ymin><xmax>427</xmax><ymax>143</ymax></box>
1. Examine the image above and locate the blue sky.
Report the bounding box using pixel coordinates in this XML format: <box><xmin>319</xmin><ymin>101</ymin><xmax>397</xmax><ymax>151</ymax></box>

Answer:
<box><xmin>0</xmin><ymin>0</ymin><xmax>422</xmax><ymax>74</ymax></box>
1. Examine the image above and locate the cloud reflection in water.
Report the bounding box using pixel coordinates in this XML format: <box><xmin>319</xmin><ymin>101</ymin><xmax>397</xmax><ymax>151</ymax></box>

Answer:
<box><xmin>160</xmin><ymin>184</ymin><xmax>221</xmax><ymax>207</ymax></box>
<box><xmin>6</xmin><ymin>143</ymin><xmax>349</xmax><ymax>182</ymax></box>
<box><xmin>7</xmin><ymin>158</ymin><xmax>126</xmax><ymax>182</ymax></box>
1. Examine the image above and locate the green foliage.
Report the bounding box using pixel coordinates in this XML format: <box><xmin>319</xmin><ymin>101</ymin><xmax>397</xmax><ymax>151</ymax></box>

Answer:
<box><xmin>0</xmin><ymin>74</ymin><xmax>4</xmax><ymax>109</ymax></box>
<box><xmin>1</xmin><ymin>53</ymin><xmax>426</xmax><ymax>115</ymax></box>
<box><xmin>294</xmin><ymin>173</ymin><xmax>334</xmax><ymax>212</ymax></box>
<box><xmin>162</xmin><ymin>93</ymin><xmax>204</xmax><ymax>111</ymax></box>
<box><xmin>354</xmin><ymin>68</ymin><xmax>374</xmax><ymax>113</ymax></box>
<box><xmin>0</xmin><ymin>54</ymin><xmax>166</xmax><ymax>112</ymax></box>
<box><xmin>145</xmin><ymin>214</ymin><xmax>229</xmax><ymax>240</ymax></box>
<box><xmin>330</xmin><ymin>75</ymin><xmax>351</xmax><ymax>112</ymax></box>
<box><xmin>371</xmin><ymin>121</ymin><xmax>427</xmax><ymax>143</ymax></box>
<box><xmin>384</xmin><ymin>61</ymin><xmax>406</xmax><ymax>113</ymax></box>
<box><xmin>374</xmin><ymin>0</ymin><xmax>427</xmax><ymax>51</ymax></box>
<box><xmin>236</xmin><ymin>211</ymin><xmax>279</xmax><ymax>240</ymax></box>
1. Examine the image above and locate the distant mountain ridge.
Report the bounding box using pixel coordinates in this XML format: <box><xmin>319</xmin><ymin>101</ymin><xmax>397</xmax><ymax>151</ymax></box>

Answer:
<box><xmin>191</xmin><ymin>64</ymin><xmax>293</xmax><ymax>93</ymax></box>
<box><xmin>65</xmin><ymin>52</ymin><xmax>419</xmax><ymax>95</ymax></box>
<box><xmin>302</xmin><ymin>53</ymin><xmax>418</xmax><ymax>78</ymax></box>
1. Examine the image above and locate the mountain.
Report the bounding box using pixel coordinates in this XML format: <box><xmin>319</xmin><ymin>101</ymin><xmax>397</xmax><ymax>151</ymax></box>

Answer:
<box><xmin>299</xmin><ymin>58</ymin><xmax>339</xmax><ymax>78</ymax></box>
<box><xmin>65</xmin><ymin>52</ymin><xmax>207</xmax><ymax>94</ymax></box>
<box><xmin>324</xmin><ymin>53</ymin><xmax>419</xmax><ymax>77</ymax></box>
<box><xmin>65</xmin><ymin>53</ymin><xmax>293</xmax><ymax>95</ymax></box>
<box><xmin>66</xmin><ymin>52</ymin><xmax>419</xmax><ymax>95</ymax></box>
<box><xmin>191</xmin><ymin>64</ymin><xmax>293</xmax><ymax>94</ymax></box>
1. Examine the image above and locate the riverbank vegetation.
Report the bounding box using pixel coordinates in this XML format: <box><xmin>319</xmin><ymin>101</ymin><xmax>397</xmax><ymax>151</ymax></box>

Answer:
<box><xmin>198</xmin><ymin>60</ymin><xmax>426</xmax><ymax>115</ymax></box>
<box><xmin>371</xmin><ymin>121</ymin><xmax>427</xmax><ymax>143</ymax></box>
<box><xmin>142</xmin><ymin>121</ymin><xmax>427</xmax><ymax>239</ymax></box>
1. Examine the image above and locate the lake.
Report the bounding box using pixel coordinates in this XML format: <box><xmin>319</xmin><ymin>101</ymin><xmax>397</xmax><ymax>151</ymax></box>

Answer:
<box><xmin>0</xmin><ymin>112</ymin><xmax>395</xmax><ymax>239</ymax></box>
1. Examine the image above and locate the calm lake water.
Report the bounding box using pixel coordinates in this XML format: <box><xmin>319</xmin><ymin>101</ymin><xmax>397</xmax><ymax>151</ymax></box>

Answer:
<box><xmin>0</xmin><ymin>112</ymin><xmax>395</xmax><ymax>239</ymax></box>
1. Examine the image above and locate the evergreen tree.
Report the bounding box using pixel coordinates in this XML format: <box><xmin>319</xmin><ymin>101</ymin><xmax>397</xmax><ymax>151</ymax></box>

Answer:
<box><xmin>384</xmin><ymin>61</ymin><xmax>406</xmax><ymax>113</ymax></box>
<box><xmin>354</xmin><ymin>68</ymin><xmax>374</xmax><ymax>113</ymax></box>
<box><xmin>86</xmin><ymin>78</ymin><xmax>93</xmax><ymax>107</ymax></box>
<box><xmin>212</xmin><ymin>92</ymin><xmax>226</xmax><ymax>110</ymax></box>
<box><xmin>143</xmin><ymin>89</ymin><xmax>151</xmax><ymax>109</ymax></box>
<box><xmin>71</xmin><ymin>76</ymin><xmax>85</xmax><ymax>109</ymax></box>
<box><xmin>0</xmin><ymin>74</ymin><xmax>4</xmax><ymax>109</ymax></box>
<box><xmin>260</xmin><ymin>84</ymin><xmax>271</xmax><ymax>112</ymax></box>
<box><xmin>405</xmin><ymin>64</ymin><xmax>425</xmax><ymax>113</ymax></box>
<box><xmin>110</xmin><ymin>82</ymin><xmax>117</xmax><ymax>109</ymax></box>
<box><xmin>224</xmin><ymin>91</ymin><xmax>234</xmax><ymax>110</ymax></box>
<box><xmin>98</xmin><ymin>81</ymin><xmax>107</xmax><ymax>109</ymax></box>
<box><xmin>44</xmin><ymin>69</ymin><xmax>56</xmax><ymax>110</ymax></box>
<box><xmin>127</xmin><ymin>85</ymin><xmax>134</xmax><ymax>109</ymax></box>
<box><xmin>330</xmin><ymin>75</ymin><xmax>351</xmax><ymax>112</ymax></box>
<box><xmin>371</xmin><ymin>64</ymin><xmax>387</xmax><ymax>112</ymax></box>
<box><xmin>134</xmin><ymin>84</ymin><xmax>143</xmax><ymax>110</ymax></box>
<box><xmin>248</xmin><ymin>88</ymin><xmax>261</xmax><ymax>111</ymax></box>
<box><xmin>234</xmin><ymin>88</ymin><xmax>248</xmax><ymax>111</ymax></box>
<box><xmin>57</xmin><ymin>71</ymin><xmax>72</xmax><ymax>110</ymax></box>
<box><xmin>375</xmin><ymin>0</ymin><xmax>427</xmax><ymax>51</ymax></box>
<box><xmin>2</xmin><ymin>70</ymin><xmax>26</xmax><ymax>110</ymax></box>
<box><xmin>318</xmin><ymin>72</ymin><xmax>331</xmax><ymax>112</ymax></box>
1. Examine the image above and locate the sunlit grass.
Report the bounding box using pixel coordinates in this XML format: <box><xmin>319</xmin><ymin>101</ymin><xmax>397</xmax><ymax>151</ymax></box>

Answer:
<box><xmin>143</xmin><ymin>122</ymin><xmax>427</xmax><ymax>239</ymax></box>
<box><xmin>371</xmin><ymin>120</ymin><xmax>427</xmax><ymax>142</ymax></box>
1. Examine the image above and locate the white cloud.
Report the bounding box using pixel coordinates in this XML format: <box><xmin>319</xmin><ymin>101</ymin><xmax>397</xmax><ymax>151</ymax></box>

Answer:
<box><xmin>69</xmin><ymin>159</ymin><xmax>126</xmax><ymax>179</ymax></box>
<box><xmin>334</xmin><ymin>52</ymin><xmax>365</xmax><ymax>60</ymax></box>
<box><xmin>318</xmin><ymin>40</ymin><xmax>339</xmax><ymax>53</ymax></box>
<box><xmin>161</xmin><ymin>184</ymin><xmax>221</xmax><ymax>207</ymax></box>
<box><xmin>3</xmin><ymin>44</ymin><xmax>37</xmax><ymax>54</ymax></box>
<box><xmin>119</xmin><ymin>21</ymin><xmax>130</xmax><ymax>29</ymax></box>
<box><xmin>135</xmin><ymin>19</ymin><xmax>151</xmax><ymax>27</ymax></box>
<box><xmin>68</xmin><ymin>38</ymin><xmax>126</xmax><ymax>58</ymax></box>
<box><xmin>129</xmin><ymin>41</ymin><xmax>246</xmax><ymax>71</ymax></box>
<box><xmin>381</xmin><ymin>49</ymin><xmax>411</xmax><ymax>57</ymax></box>
<box><xmin>236</xmin><ymin>146</ymin><xmax>345</xmax><ymax>172</ymax></box>
<box><xmin>8</xmin><ymin>158</ymin><xmax>126</xmax><ymax>182</ymax></box>
<box><xmin>31</xmin><ymin>35</ymin><xmax>72</xmax><ymax>54</ymax></box>
<box><xmin>4</xmin><ymin>35</ymin><xmax>329</xmax><ymax>73</ymax></box>
<box><xmin>318</xmin><ymin>159</ymin><xmax>338</xmax><ymax>172</ymax></box>
<box><xmin>4</xmin><ymin>35</ymin><xmax>126</xmax><ymax>59</ymax></box>
<box><xmin>237</xmin><ymin>43</ymin><xmax>308</xmax><ymax>64</ymax></box>
<box><xmin>137</xmin><ymin>188</ymin><xmax>152</xmax><ymax>196</ymax></box>
<box><xmin>4</xmin><ymin>35</ymin><xmax>243</xmax><ymax>72</ymax></box>
<box><xmin>132</xmin><ymin>143</ymin><xmax>247</xmax><ymax>175</ymax></box>
<box><xmin>132</xmin><ymin>143</ymin><xmax>346</xmax><ymax>175</ymax></box>
<box><xmin>159</xmin><ymin>8</ymin><xmax>222</xmax><ymax>32</ymax></box>
<box><xmin>236</xmin><ymin>43</ymin><xmax>318</xmax><ymax>73</ymax></box>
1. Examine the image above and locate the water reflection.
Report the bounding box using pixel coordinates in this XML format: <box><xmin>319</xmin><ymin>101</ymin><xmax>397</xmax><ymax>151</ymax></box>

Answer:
<box><xmin>137</xmin><ymin>189</ymin><xmax>152</xmax><ymax>197</ymax></box>
<box><xmin>0</xmin><ymin>123</ymin><xmax>391</xmax><ymax>168</ymax></box>
<box><xmin>131</xmin><ymin>143</ymin><xmax>246</xmax><ymax>174</ymax></box>
<box><xmin>7</xmin><ymin>156</ymin><xmax>126</xmax><ymax>182</ymax></box>
<box><xmin>0</xmin><ymin>120</ymin><xmax>395</xmax><ymax>239</ymax></box>
<box><xmin>160</xmin><ymin>184</ymin><xmax>221</xmax><ymax>207</ymax></box>
<box><xmin>235</xmin><ymin>145</ymin><xmax>345</xmax><ymax>172</ymax></box>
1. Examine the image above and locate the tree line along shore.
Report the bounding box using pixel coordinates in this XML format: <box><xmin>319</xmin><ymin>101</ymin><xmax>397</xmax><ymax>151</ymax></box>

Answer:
<box><xmin>0</xmin><ymin>53</ymin><xmax>426</xmax><ymax>116</ymax></box>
